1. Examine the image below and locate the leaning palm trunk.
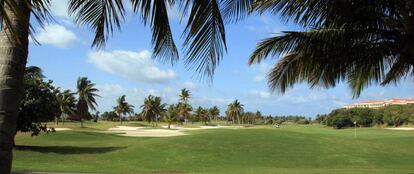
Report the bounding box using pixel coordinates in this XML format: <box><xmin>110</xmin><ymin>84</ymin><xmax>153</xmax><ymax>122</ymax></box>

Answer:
<box><xmin>119</xmin><ymin>112</ymin><xmax>122</xmax><ymax>124</ymax></box>
<box><xmin>0</xmin><ymin>0</ymin><xmax>30</xmax><ymax>173</ymax></box>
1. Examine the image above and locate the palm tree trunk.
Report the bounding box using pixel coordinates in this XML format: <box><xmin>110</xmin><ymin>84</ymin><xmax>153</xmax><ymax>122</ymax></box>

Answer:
<box><xmin>0</xmin><ymin>1</ymin><xmax>30</xmax><ymax>173</ymax></box>
<box><xmin>119</xmin><ymin>112</ymin><xmax>122</xmax><ymax>125</ymax></box>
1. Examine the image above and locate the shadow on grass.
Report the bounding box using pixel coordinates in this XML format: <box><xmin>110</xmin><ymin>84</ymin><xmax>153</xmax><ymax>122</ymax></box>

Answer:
<box><xmin>14</xmin><ymin>145</ymin><xmax>126</xmax><ymax>154</ymax></box>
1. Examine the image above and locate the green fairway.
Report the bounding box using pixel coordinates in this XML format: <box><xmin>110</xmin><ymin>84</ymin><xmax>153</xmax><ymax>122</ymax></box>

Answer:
<box><xmin>13</xmin><ymin>123</ymin><xmax>414</xmax><ymax>174</ymax></box>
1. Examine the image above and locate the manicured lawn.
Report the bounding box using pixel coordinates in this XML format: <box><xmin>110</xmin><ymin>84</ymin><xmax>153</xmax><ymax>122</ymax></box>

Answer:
<box><xmin>12</xmin><ymin>123</ymin><xmax>414</xmax><ymax>173</ymax></box>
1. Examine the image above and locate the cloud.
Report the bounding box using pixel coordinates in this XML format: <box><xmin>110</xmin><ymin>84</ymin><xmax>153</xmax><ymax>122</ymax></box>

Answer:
<box><xmin>182</xmin><ymin>81</ymin><xmax>198</xmax><ymax>91</ymax></box>
<box><xmin>250</xmin><ymin>90</ymin><xmax>271</xmax><ymax>99</ymax></box>
<box><xmin>252</xmin><ymin>63</ymin><xmax>272</xmax><ymax>82</ymax></box>
<box><xmin>88</xmin><ymin>50</ymin><xmax>176</xmax><ymax>84</ymax></box>
<box><xmin>246</xmin><ymin>16</ymin><xmax>287</xmax><ymax>34</ymax></box>
<box><xmin>50</xmin><ymin>0</ymin><xmax>70</xmax><ymax>18</ymax></box>
<box><xmin>34</xmin><ymin>24</ymin><xmax>77</xmax><ymax>48</ymax></box>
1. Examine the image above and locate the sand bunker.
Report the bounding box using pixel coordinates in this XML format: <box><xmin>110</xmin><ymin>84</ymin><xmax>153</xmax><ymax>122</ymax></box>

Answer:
<box><xmin>386</xmin><ymin>127</ymin><xmax>414</xmax><ymax>131</ymax></box>
<box><xmin>104</xmin><ymin>126</ymin><xmax>186</xmax><ymax>137</ymax></box>
<box><xmin>47</xmin><ymin>128</ymin><xmax>72</xmax><ymax>131</ymax></box>
<box><xmin>105</xmin><ymin>125</ymin><xmax>246</xmax><ymax>137</ymax></box>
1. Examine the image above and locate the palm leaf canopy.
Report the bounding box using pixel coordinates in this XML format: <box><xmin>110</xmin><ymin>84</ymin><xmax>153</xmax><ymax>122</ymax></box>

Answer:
<box><xmin>249</xmin><ymin>0</ymin><xmax>414</xmax><ymax>98</ymax></box>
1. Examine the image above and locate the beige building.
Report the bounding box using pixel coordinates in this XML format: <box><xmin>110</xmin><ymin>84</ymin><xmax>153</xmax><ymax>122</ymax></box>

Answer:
<box><xmin>344</xmin><ymin>98</ymin><xmax>414</xmax><ymax>109</ymax></box>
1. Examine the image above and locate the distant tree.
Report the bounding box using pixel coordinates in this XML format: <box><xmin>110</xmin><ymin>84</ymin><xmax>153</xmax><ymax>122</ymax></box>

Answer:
<box><xmin>177</xmin><ymin>102</ymin><xmax>192</xmax><ymax>124</ymax></box>
<box><xmin>76</xmin><ymin>77</ymin><xmax>100</xmax><ymax>127</ymax></box>
<box><xmin>179</xmin><ymin>88</ymin><xmax>191</xmax><ymax>103</ymax></box>
<box><xmin>195</xmin><ymin>106</ymin><xmax>209</xmax><ymax>125</ymax></box>
<box><xmin>101</xmin><ymin>111</ymin><xmax>118</xmax><ymax>121</ymax></box>
<box><xmin>209</xmin><ymin>106</ymin><xmax>220</xmax><ymax>123</ymax></box>
<box><xmin>18</xmin><ymin>66</ymin><xmax>59</xmax><ymax>135</ymax></box>
<box><xmin>227</xmin><ymin>100</ymin><xmax>244</xmax><ymax>124</ymax></box>
<box><xmin>114</xmin><ymin>95</ymin><xmax>134</xmax><ymax>124</ymax></box>
<box><xmin>141</xmin><ymin>95</ymin><xmax>166</xmax><ymax>126</ymax></box>
<box><xmin>55</xmin><ymin>89</ymin><xmax>77</xmax><ymax>125</ymax></box>
<box><xmin>163</xmin><ymin>105</ymin><xmax>178</xmax><ymax>129</ymax></box>
<box><xmin>178</xmin><ymin>88</ymin><xmax>192</xmax><ymax>124</ymax></box>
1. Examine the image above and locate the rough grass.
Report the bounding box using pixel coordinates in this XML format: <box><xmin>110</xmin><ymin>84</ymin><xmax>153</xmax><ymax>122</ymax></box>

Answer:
<box><xmin>13</xmin><ymin>123</ymin><xmax>414</xmax><ymax>174</ymax></box>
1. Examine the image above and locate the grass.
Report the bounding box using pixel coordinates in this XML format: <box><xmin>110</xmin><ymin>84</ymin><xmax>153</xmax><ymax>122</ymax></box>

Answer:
<box><xmin>13</xmin><ymin>123</ymin><xmax>414</xmax><ymax>174</ymax></box>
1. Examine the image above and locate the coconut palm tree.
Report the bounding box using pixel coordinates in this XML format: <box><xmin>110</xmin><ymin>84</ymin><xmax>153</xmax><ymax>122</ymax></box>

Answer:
<box><xmin>247</xmin><ymin>0</ymin><xmax>414</xmax><ymax>98</ymax></box>
<box><xmin>179</xmin><ymin>88</ymin><xmax>191</xmax><ymax>104</ymax></box>
<box><xmin>113</xmin><ymin>95</ymin><xmax>134</xmax><ymax>124</ymax></box>
<box><xmin>76</xmin><ymin>77</ymin><xmax>100</xmax><ymax>128</ymax></box>
<box><xmin>227</xmin><ymin>100</ymin><xmax>244</xmax><ymax>124</ymax></box>
<box><xmin>55</xmin><ymin>89</ymin><xmax>77</xmax><ymax>125</ymax></box>
<box><xmin>163</xmin><ymin>105</ymin><xmax>178</xmax><ymax>129</ymax></box>
<box><xmin>141</xmin><ymin>95</ymin><xmax>156</xmax><ymax>124</ymax></box>
<box><xmin>209</xmin><ymin>106</ymin><xmax>220</xmax><ymax>123</ymax></box>
<box><xmin>0</xmin><ymin>1</ymin><xmax>230</xmax><ymax>171</ymax></box>
<box><xmin>177</xmin><ymin>102</ymin><xmax>193</xmax><ymax>125</ymax></box>
<box><xmin>140</xmin><ymin>95</ymin><xmax>166</xmax><ymax>127</ymax></box>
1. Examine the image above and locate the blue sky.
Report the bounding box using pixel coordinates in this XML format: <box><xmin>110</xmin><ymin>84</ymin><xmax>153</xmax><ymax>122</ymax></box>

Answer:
<box><xmin>27</xmin><ymin>0</ymin><xmax>414</xmax><ymax>117</ymax></box>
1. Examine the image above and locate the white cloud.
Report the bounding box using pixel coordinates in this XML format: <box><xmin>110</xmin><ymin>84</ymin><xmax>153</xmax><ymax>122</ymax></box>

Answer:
<box><xmin>34</xmin><ymin>24</ymin><xmax>77</xmax><ymax>48</ymax></box>
<box><xmin>182</xmin><ymin>81</ymin><xmax>198</xmax><ymax>91</ymax></box>
<box><xmin>88</xmin><ymin>50</ymin><xmax>176</xmax><ymax>84</ymax></box>
<box><xmin>246</xmin><ymin>16</ymin><xmax>287</xmax><ymax>34</ymax></box>
<box><xmin>252</xmin><ymin>63</ymin><xmax>272</xmax><ymax>82</ymax></box>
<box><xmin>250</xmin><ymin>90</ymin><xmax>272</xmax><ymax>99</ymax></box>
<box><xmin>50</xmin><ymin>0</ymin><xmax>70</xmax><ymax>18</ymax></box>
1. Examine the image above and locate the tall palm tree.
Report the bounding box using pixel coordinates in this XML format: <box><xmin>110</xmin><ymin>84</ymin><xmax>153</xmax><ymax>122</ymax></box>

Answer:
<box><xmin>163</xmin><ymin>105</ymin><xmax>178</xmax><ymax>129</ymax></box>
<box><xmin>227</xmin><ymin>100</ymin><xmax>244</xmax><ymax>124</ymax></box>
<box><xmin>0</xmin><ymin>1</ymin><xmax>230</xmax><ymax>171</ymax></box>
<box><xmin>140</xmin><ymin>95</ymin><xmax>166</xmax><ymax>127</ymax></box>
<box><xmin>76</xmin><ymin>77</ymin><xmax>99</xmax><ymax>128</ymax></box>
<box><xmin>247</xmin><ymin>1</ymin><xmax>414</xmax><ymax>98</ymax></box>
<box><xmin>179</xmin><ymin>88</ymin><xmax>191</xmax><ymax>104</ymax></box>
<box><xmin>113</xmin><ymin>95</ymin><xmax>134</xmax><ymax>124</ymax></box>
<box><xmin>177</xmin><ymin>102</ymin><xmax>193</xmax><ymax>124</ymax></box>
<box><xmin>209</xmin><ymin>106</ymin><xmax>220</xmax><ymax>123</ymax></box>
<box><xmin>55</xmin><ymin>89</ymin><xmax>77</xmax><ymax>125</ymax></box>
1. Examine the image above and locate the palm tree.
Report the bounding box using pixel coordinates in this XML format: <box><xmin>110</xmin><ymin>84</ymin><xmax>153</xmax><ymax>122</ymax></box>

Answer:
<box><xmin>209</xmin><ymin>106</ymin><xmax>220</xmax><ymax>123</ymax></box>
<box><xmin>140</xmin><ymin>95</ymin><xmax>166</xmax><ymax>127</ymax></box>
<box><xmin>76</xmin><ymin>77</ymin><xmax>100</xmax><ymax>128</ymax></box>
<box><xmin>163</xmin><ymin>105</ymin><xmax>178</xmax><ymax>129</ymax></box>
<box><xmin>0</xmin><ymin>1</ymin><xmax>230</xmax><ymax>171</ymax></box>
<box><xmin>179</xmin><ymin>88</ymin><xmax>191</xmax><ymax>103</ymax></box>
<box><xmin>55</xmin><ymin>89</ymin><xmax>77</xmax><ymax>125</ymax></box>
<box><xmin>247</xmin><ymin>1</ymin><xmax>414</xmax><ymax>98</ymax></box>
<box><xmin>177</xmin><ymin>102</ymin><xmax>193</xmax><ymax>125</ymax></box>
<box><xmin>113</xmin><ymin>95</ymin><xmax>134</xmax><ymax>124</ymax></box>
<box><xmin>227</xmin><ymin>100</ymin><xmax>244</xmax><ymax>124</ymax></box>
<box><xmin>196</xmin><ymin>107</ymin><xmax>209</xmax><ymax>125</ymax></box>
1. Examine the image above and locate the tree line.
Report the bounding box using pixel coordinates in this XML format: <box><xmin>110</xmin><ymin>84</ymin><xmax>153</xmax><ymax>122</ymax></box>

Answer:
<box><xmin>316</xmin><ymin>105</ymin><xmax>414</xmax><ymax>129</ymax></box>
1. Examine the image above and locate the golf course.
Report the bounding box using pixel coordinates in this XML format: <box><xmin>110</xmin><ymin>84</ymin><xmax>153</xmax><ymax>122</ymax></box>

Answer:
<box><xmin>12</xmin><ymin>122</ymin><xmax>414</xmax><ymax>174</ymax></box>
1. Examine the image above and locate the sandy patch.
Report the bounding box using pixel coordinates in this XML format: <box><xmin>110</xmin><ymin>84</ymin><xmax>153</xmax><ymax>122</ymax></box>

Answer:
<box><xmin>386</xmin><ymin>127</ymin><xmax>414</xmax><ymax>131</ymax></box>
<box><xmin>47</xmin><ymin>128</ymin><xmax>72</xmax><ymax>131</ymax></box>
<box><xmin>104</xmin><ymin>126</ymin><xmax>185</xmax><ymax>137</ymax></box>
<box><xmin>105</xmin><ymin>125</ymin><xmax>247</xmax><ymax>137</ymax></box>
<box><xmin>108</xmin><ymin>126</ymin><xmax>145</xmax><ymax>131</ymax></box>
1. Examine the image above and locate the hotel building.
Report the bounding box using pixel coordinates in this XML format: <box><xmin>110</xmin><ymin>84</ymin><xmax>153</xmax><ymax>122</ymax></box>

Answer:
<box><xmin>344</xmin><ymin>98</ymin><xmax>414</xmax><ymax>109</ymax></box>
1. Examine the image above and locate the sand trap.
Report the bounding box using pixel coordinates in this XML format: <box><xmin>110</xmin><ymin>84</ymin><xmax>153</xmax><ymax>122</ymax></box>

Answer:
<box><xmin>104</xmin><ymin>126</ymin><xmax>185</xmax><ymax>137</ymax></box>
<box><xmin>108</xmin><ymin>126</ymin><xmax>145</xmax><ymax>131</ymax></box>
<box><xmin>386</xmin><ymin>127</ymin><xmax>414</xmax><ymax>131</ymax></box>
<box><xmin>47</xmin><ymin>128</ymin><xmax>72</xmax><ymax>131</ymax></box>
<box><xmin>105</xmin><ymin>125</ymin><xmax>247</xmax><ymax>137</ymax></box>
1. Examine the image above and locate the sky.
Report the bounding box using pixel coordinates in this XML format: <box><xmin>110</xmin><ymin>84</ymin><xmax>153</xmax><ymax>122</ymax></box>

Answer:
<box><xmin>27</xmin><ymin>0</ymin><xmax>414</xmax><ymax>117</ymax></box>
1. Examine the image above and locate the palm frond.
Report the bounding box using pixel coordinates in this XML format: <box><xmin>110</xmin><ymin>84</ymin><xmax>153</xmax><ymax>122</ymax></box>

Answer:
<box><xmin>220</xmin><ymin>0</ymin><xmax>255</xmax><ymax>23</ymax></box>
<box><xmin>130</xmin><ymin>0</ymin><xmax>179</xmax><ymax>64</ymax></box>
<box><xmin>68</xmin><ymin>0</ymin><xmax>125</xmax><ymax>48</ymax></box>
<box><xmin>183</xmin><ymin>0</ymin><xmax>227</xmax><ymax>78</ymax></box>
